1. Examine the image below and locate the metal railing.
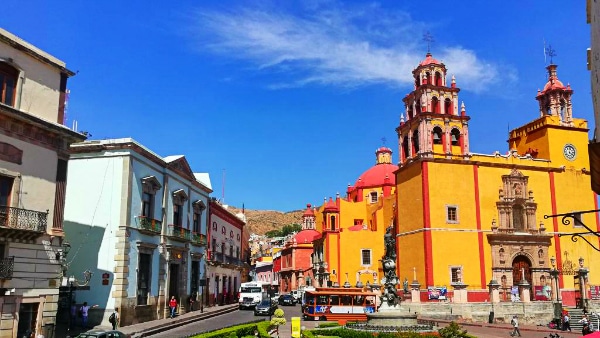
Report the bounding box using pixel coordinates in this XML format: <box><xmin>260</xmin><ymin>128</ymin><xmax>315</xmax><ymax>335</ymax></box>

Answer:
<box><xmin>0</xmin><ymin>257</ymin><xmax>14</xmax><ymax>279</ymax></box>
<box><xmin>135</xmin><ymin>216</ymin><xmax>162</xmax><ymax>234</ymax></box>
<box><xmin>0</xmin><ymin>206</ymin><xmax>48</xmax><ymax>232</ymax></box>
<box><xmin>192</xmin><ymin>232</ymin><xmax>206</xmax><ymax>245</ymax></box>
<box><xmin>167</xmin><ymin>225</ymin><xmax>191</xmax><ymax>241</ymax></box>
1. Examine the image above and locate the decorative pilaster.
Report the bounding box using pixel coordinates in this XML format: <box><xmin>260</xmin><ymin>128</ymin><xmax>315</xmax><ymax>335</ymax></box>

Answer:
<box><xmin>488</xmin><ymin>280</ymin><xmax>501</xmax><ymax>303</ymax></box>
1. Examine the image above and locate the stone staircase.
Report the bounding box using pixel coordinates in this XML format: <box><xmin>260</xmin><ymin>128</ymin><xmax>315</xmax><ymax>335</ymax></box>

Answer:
<box><xmin>566</xmin><ymin>307</ymin><xmax>584</xmax><ymax>332</ymax></box>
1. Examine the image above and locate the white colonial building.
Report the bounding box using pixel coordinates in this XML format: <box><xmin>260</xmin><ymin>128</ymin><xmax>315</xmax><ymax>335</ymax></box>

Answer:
<box><xmin>0</xmin><ymin>29</ymin><xmax>86</xmax><ymax>337</ymax></box>
<box><xmin>63</xmin><ymin>138</ymin><xmax>210</xmax><ymax>326</ymax></box>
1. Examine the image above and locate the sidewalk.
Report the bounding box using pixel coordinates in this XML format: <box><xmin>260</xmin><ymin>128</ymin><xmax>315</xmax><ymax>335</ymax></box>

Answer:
<box><xmin>428</xmin><ymin>318</ymin><xmax>583</xmax><ymax>338</ymax></box>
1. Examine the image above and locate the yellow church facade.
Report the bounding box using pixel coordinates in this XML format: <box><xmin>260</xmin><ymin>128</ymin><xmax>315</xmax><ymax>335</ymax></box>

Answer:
<box><xmin>311</xmin><ymin>148</ymin><xmax>397</xmax><ymax>289</ymax></box>
<box><xmin>395</xmin><ymin>53</ymin><xmax>599</xmax><ymax>305</ymax></box>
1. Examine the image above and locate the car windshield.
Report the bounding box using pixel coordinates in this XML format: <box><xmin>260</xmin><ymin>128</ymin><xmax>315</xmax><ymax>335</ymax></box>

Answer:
<box><xmin>258</xmin><ymin>300</ymin><xmax>270</xmax><ymax>306</ymax></box>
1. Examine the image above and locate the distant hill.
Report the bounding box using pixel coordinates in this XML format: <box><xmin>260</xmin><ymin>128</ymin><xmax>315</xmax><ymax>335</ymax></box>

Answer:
<box><xmin>227</xmin><ymin>206</ymin><xmax>304</xmax><ymax>235</ymax></box>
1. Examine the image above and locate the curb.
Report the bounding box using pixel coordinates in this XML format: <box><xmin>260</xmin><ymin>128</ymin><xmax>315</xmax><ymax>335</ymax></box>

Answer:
<box><xmin>424</xmin><ymin>318</ymin><xmax>579</xmax><ymax>335</ymax></box>
<box><xmin>130</xmin><ymin>305</ymin><xmax>239</xmax><ymax>338</ymax></box>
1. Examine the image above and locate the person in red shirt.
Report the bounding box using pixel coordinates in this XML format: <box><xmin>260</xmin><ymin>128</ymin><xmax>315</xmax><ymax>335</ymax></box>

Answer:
<box><xmin>169</xmin><ymin>296</ymin><xmax>178</xmax><ymax>318</ymax></box>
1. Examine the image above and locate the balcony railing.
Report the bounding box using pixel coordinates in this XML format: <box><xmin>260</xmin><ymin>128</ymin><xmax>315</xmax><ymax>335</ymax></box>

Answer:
<box><xmin>0</xmin><ymin>206</ymin><xmax>47</xmax><ymax>232</ymax></box>
<box><xmin>192</xmin><ymin>232</ymin><xmax>206</xmax><ymax>246</ymax></box>
<box><xmin>167</xmin><ymin>225</ymin><xmax>191</xmax><ymax>241</ymax></box>
<box><xmin>134</xmin><ymin>216</ymin><xmax>162</xmax><ymax>234</ymax></box>
<box><xmin>213</xmin><ymin>252</ymin><xmax>224</xmax><ymax>262</ymax></box>
<box><xmin>0</xmin><ymin>257</ymin><xmax>14</xmax><ymax>280</ymax></box>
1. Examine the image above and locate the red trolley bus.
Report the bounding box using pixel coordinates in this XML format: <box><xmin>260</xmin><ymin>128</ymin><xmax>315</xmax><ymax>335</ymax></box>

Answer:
<box><xmin>302</xmin><ymin>287</ymin><xmax>378</xmax><ymax>325</ymax></box>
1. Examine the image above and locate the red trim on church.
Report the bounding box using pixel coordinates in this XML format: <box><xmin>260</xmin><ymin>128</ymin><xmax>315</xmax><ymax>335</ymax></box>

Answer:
<box><xmin>473</xmin><ymin>165</ymin><xmax>486</xmax><ymax>288</ymax></box>
<box><xmin>549</xmin><ymin>172</ymin><xmax>564</xmax><ymax>289</ymax></box>
<box><xmin>422</xmin><ymin>161</ymin><xmax>433</xmax><ymax>286</ymax></box>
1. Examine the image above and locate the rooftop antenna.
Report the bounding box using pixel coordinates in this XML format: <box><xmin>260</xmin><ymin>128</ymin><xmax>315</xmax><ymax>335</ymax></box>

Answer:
<box><xmin>423</xmin><ymin>31</ymin><xmax>434</xmax><ymax>53</ymax></box>
<box><xmin>222</xmin><ymin>169</ymin><xmax>226</xmax><ymax>204</ymax></box>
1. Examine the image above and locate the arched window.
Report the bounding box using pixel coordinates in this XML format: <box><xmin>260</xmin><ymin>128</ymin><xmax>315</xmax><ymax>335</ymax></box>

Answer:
<box><xmin>560</xmin><ymin>100</ymin><xmax>566</xmax><ymax>118</ymax></box>
<box><xmin>431</xmin><ymin>96</ymin><xmax>439</xmax><ymax>114</ymax></box>
<box><xmin>444</xmin><ymin>98</ymin><xmax>452</xmax><ymax>115</ymax></box>
<box><xmin>425</xmin><ymin>72</ymin><xmax>431</xmax><ymax>84</ymax></box>
<box><xmin>451</xmin><ymin>129</ymin><xmax>460</xmax><ymax>146</ymax></box>
<box><xmin>432</xmin><ymin>127</ymin><xmax>443</xmax><ymax>145</ymax></box>
<box><xmin>0</xmin><ymin>63</ymin><xmax>18</xmax><ymax>107</ymax></box>
<box><xmin>330</xmin><ymin>215</ymin><xmax>336</xmax><ymax>231</ymax></box>
<box><xmin>415</xmin><ymin>100</ymin><xmax>421</xmax><ymax>114</ymax></box>
<box><xmin>434</xmin><ymin>72</ymin><xmax>442</xmax><ymax>86</ymax></box>
<box><xmin>403</xmin><ymin>136</ymin><xmax>409</xmax><ymax>159</ymax></box>
<box><xmin>412</xmin><ymin>130</ymin><xmax>420</xmax><ymax>153</ymax></box>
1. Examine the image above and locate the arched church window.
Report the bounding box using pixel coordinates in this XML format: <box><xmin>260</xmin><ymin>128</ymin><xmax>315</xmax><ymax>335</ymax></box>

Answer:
<box><xmin>0</xmin><ymin>62</ymin><xmax>18</xmax><ymax>107</ymax></box>
<box><xmin>450</xmin><ymin>129</ymin><xmax>460</xmax><ymax>146</ymax></box>
<box><xmin>403</xmin><ymin>136</ymin><xmax>409</xmax><ymax>159</ymax></box>
<box><xmin>431</xmin><ymin>96</ymin><xmax>439</xmax><ymax>114</ymax></box>
<box><xmin>434</xmin><ymin>72</ymin><xmax>442</xmax><ymax>86</ymax></box>
<box><xmin>412</xmin><ymin>130</ymin><xmax>420</xmax><ymax>153</ymax></box>
<box><xmin>444</xmin><ymin>98</ymin><xmax>452</xmax><ymax>115</ymax></box>
<box><xmin>415</xmin><ymin>100</ymin><xmax>421</xmax><ymax>114</ymax></box>
<box><xmin>512</xmin><ymin>205</ymin><xmax>525</xmax><ymax>231</ymax></box>
<box><xmin>560</xmin><ymin>100</ymin><xmax>566</xmax><ymax>118</ymax></box>
<box><xmin>432</xmin><ymin>127</ymin><xmax>443</xmax><ymax>145</ymax></box>
<box><xmin>330</xmin><ymin>215</ymin><xmax>336</xmax><ymax>231</ymax></box>
<box><xmin>425</xmin><ymin>72</ymin><xmax>431</xmax><ymax>84</ymax></box>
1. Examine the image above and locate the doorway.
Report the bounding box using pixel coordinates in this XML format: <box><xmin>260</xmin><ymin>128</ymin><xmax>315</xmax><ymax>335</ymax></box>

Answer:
<box><xmin>169</xmin><ymin>263</ymin><xmax>179</xmax><ymax>300</ymax></box>
<box><xmin>17</xmin><ymin>302</ymin><xmax>39</xmax><ymax>338</ymax></box>
<box><xmin>512</xmin><ymin>255</ymin><xmax>532</xmax><ymax>286</ymax></box>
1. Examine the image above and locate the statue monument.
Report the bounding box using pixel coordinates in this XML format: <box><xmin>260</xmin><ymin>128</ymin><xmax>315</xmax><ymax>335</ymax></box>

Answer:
<box><xmin>380</xmin><ymin>225</ymin><xmax>400</xmax><ymax>307</ymax></box>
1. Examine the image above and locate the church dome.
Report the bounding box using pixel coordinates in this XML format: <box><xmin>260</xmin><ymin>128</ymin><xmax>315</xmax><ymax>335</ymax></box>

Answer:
<box><xmin>539</xmin><ymin>64</ymin><xmax>568</xmax><ymax>94</ymax></box>
<box><xmin>303</xmin><ymin>203</ymin><xmax>315</xmax><ymax>217</ymax></box>
<box><xmin>294</xmin><ymin>229</ymin><xmax>321</xmax><ymax>243</ymax></box>
<box><xmin>419</xmin><ymin>52</ymin><xmax>441</xmax><ymax>66</ymax></box>
<box><xmin>353</xmin><ymin>147</ymin><xmax>398</xmax><ymax>188</ymax></box>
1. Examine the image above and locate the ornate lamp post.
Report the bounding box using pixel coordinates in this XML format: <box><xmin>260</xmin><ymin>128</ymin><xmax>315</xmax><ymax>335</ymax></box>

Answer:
<box><xmin>60</xmin><ymin>240</ymin><xmax>94</xmax><ymax>335</ymax></box>
<box><xmin>549</xmin><ymin>256</ymin><xmax>562</xmax><ymax>320</ymax></box>
<box><xmin>578</xmin><ymin>257</ymin><xmax>589</xmax><ymax>311</ymax></box>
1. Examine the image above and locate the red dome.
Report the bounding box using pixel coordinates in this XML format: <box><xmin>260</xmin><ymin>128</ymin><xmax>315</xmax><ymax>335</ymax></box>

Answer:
<box><xmin>294</xmin><ymin>229</ymin><xmax>321</xmax><ymax>243</ymax></box>
<box><xmin>355</xmin><ymin>163</ymin><xmax>397</xmax><ymax>188</ymax></box>
<box><xmin>542</xmin><ymin>79</ymin><xmax>565</xmax><ymax>92</ymax></box>
<box><xmin>419</xmin><ymin>52</ymin><xmax>441</xmax><ymax>66</ymax></box>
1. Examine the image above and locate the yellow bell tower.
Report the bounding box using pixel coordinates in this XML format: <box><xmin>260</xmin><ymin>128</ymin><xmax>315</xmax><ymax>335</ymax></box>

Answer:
<box><xmin>508</xmin><ymin>63</ymin><xmax>589</xmax><ymax>169</ymax></box>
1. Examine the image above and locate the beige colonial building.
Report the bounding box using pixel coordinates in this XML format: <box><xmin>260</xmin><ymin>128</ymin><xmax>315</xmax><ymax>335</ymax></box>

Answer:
<box><xmin>0</xmin><ymin>29</ymin><xmax>85</xmax><ymax>337</ymax></box>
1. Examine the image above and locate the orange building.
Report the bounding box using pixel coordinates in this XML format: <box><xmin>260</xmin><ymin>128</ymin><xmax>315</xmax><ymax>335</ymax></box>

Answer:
<box><xmin>395</xmin><ymin>52</ymin><xmax>599</xmax><ymax>305</ymax></box>
<box><xmin>311</xmin><ymin>148</ymin><xmax>397</xmax><ymax>288</ymax></box>
<box><xmin>278</xmin><ymin>204</ymin><xmax>320</xmax><ymax>293</ymax></box>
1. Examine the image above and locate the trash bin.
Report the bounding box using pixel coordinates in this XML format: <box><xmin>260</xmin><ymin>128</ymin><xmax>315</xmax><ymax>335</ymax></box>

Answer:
<box><xmin>488</xmin><ymin>311</ymin><xmax>494</xmax><ymax>324</ymax></box>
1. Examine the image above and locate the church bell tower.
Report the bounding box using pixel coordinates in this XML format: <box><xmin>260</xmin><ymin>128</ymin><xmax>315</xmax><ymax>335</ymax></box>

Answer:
<box><xmin>397</xmin><ymin>53</ymin><xmax>471</xmax><ymax>165</ymax></box>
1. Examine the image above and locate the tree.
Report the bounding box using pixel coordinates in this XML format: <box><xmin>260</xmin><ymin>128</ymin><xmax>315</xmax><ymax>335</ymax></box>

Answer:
<box><xmin>265</xmin><ymin>224</ymin><xmax>302</xmax><ymax>238</ymax></box>
<box><xmin>270</xmin><ymin>308</ymin><xmax>287</xmax><ymax>337</ymax></box>
<box><xmin>438</xmin><ymin>322</ymin><xmax>475</xmax><ymax>338</ymax></box>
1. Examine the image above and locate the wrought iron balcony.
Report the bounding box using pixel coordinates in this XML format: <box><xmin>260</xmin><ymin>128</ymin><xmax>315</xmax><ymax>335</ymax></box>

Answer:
<box><xmin>0</xmin><ymin>257</ymin><xmax>14</xmax><ymax>280</ymax></box>
<box><xmin>213</xmin><ymin>252</ymin><xmax>224</xmax><ymax>262</ymax></box>
<box><xmin>134</xmin><ymin>216</ymin><xmax>162</xmax><ymax>234</ymax></box>
<box><xmin>0</xmin><ymin>206</ymin><xmax>48</xmax><ymax>232</ymax></box>
<box><xmin>167</xmin><ymin>225</ymin><xmax>192</xmax><ymax>241</ymax></box>
<box><xmin>192</xmin><ymin>232</ymin><xmax>207</xmax><ymax>246</ymax></box>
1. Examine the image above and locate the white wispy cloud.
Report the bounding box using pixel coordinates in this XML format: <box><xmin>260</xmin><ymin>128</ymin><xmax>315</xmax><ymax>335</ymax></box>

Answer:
<box><xmin>188</xmin><ymin>2</ymin><xmax>516</xmax><ymax>93</ymax></box>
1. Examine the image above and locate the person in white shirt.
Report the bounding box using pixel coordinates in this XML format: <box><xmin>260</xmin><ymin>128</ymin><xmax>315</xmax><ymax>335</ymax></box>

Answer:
<box><xmin>510</xmin><ymin>315</ymin><xmax>521</xmax><ymax>337</ymax></box>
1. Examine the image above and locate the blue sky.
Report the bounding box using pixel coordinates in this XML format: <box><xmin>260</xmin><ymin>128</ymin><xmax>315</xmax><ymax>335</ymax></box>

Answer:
<box><xmin>2</xmin><ymin>1</ymin><xmax>593</xmax><ymax>212</ymax></box>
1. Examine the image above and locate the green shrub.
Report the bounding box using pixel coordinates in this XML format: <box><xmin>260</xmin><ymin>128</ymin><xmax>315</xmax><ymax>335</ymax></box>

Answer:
<box><xmin>308</xmin><ymin>328</ymin><xmax>440</xmax><ymax>338</ymax></box>
<box><xmin>317</xmin><ymin>322</ymin><xmax>341</xmax><ymax>328</ymax></box>
<box><xmin>437</xmin><ymin>322</ymin><xmax>475</xmax><ymax>338</ymax></box>
<box><xmin>193</xmin><ymin>320</ymin><xmax>271</xmax><ymax>338</ymax></box>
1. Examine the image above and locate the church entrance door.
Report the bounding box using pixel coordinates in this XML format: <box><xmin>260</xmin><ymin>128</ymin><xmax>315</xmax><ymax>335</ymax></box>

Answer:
<box><xmin>512</xmin><ymin>255</ymin><xmax>532</xmax><ymax>285</ymax></box>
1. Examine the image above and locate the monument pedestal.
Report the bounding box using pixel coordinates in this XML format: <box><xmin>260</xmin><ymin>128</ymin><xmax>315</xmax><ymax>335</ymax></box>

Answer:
<box><xmin>519</xmin><ymin>280</ymin><xmax>531</xmax><ymax>303</ymax></box>
<box><xmin>488</xmin><ymin>280</ymin><xmax>501</xmax><ymax>303</ymax></box>
<box><xmin>410</xmin><ymin>281</ymin><xmax>421</xmax><ymax>303</ymax></box>
<box><xmin>452</xmin><ymin>283</ymin><xmax>468</xmax><ymax>303</ymax></box>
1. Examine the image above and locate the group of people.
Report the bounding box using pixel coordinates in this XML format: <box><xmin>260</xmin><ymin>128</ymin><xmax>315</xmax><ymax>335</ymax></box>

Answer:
<box><xmin>70</xmin><ymin>301</ymin><xmax>120</xmax><ymax>330</ymax></box>
<box><xmin>578</xmin><ymin>313</ymin><xmax>595</xmax><ymax>335</ymax></box>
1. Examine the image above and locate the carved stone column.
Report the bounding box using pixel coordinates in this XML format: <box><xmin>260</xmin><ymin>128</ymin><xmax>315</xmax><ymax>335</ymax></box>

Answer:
<box><xmin>488</xmin><ymin>280</ymin><xmax>501</xmax><ymax>303</ymax></box>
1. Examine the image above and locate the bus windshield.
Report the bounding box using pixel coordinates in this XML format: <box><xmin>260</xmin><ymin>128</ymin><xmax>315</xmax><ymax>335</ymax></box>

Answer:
<box><xmin>240</xmin><ymin>287</ymin><xmax>262</xmax><ymax>293</ymax></box>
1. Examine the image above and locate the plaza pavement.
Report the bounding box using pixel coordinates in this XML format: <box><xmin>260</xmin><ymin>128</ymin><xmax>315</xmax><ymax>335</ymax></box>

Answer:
<box><xmin>72</xmin><ymin>304</ymin><xmax>586</xmax><ymax>338</ymax></box>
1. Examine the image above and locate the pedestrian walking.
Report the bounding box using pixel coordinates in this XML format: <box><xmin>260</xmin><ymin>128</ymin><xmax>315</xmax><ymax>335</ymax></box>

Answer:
<box><xmin>510</xmin><ymin>315</ymin><xmax>521</xmax><ymax>337</ymax></box>
<box><xmin>109</xmin><ymin>308</ymin><xmax>119</xmax><ymax>330</ymax></box>
<box><xmin>563</xmin><ymin>313</ymin><xmax>571</xmax><ymax>332</ymax></box>
<box><xmin>80</xmin><ymin>302</ymin><xmax>98</xmax><ymax>329</ymax></box>
<box><xmin>169</xmin><ymin>296</ymin><xmax>178</xmax><ymax>318</ymax></box>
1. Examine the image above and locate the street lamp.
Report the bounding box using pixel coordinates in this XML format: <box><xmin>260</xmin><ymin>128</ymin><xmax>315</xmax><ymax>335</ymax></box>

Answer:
<box><xmin>549</xmin><ymin>256</ymin><xmax>562</xmax><ymax>321</ymax></box>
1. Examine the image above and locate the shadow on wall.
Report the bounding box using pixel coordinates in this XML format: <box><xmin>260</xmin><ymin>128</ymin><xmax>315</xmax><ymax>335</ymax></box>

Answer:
<box><xmin>61</xmin><ymin>221</ymin><xmax>113</xmax><ymax>328</ymax></box>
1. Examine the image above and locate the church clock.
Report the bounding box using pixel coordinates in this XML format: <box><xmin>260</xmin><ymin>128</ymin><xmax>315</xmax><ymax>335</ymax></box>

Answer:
<box><xmin>563</xmin><ymin>143</ymin><xmax>577</xmax><ymax>161</ymax></box>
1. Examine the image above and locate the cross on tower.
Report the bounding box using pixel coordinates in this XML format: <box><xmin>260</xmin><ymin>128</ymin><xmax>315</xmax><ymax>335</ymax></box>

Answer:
<box><xmin>545</xmin><ymin>44</ymin><xmax>556</xmax><ymax>64</ymax></box>
<box><xmin>423</xmin><ymin>31</ymin><xmax>434</xmax><ymax>53</ymax></box>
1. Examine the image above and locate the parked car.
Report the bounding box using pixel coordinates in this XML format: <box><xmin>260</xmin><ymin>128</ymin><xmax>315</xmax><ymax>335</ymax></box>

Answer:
<box><xmin>290</xmin><ymin>290</ymin><xmax>301</xmax><ymax>301</ymax></box>
<box><xmin>254</xmin><ymin>299</ymin><xmax>278</xmax><ymax>316</ymax></box>
<box><xmin>278</xmin><ymin>294</ymin><xmax>296</xmax><ymax>306</ymax></box>
<box><xmin>75</xmin><ymin>329</ymin><xmax>130</xmax><ymax>338</ymax></box>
